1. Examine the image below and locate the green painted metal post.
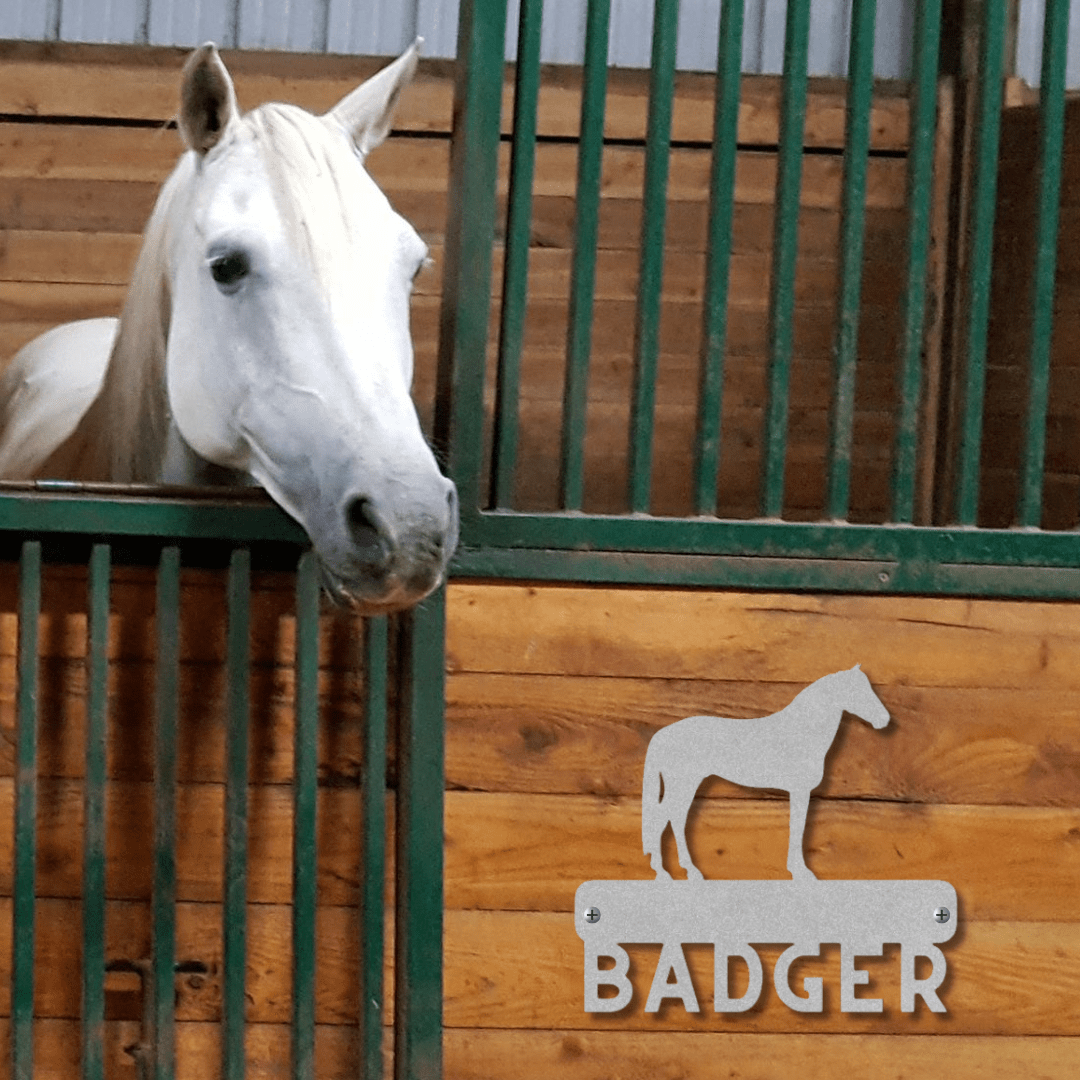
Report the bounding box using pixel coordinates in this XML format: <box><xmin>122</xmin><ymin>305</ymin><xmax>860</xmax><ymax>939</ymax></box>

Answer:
<box><xmin>693</xmin><ymin>0</ymin><xmax>745</xmax><ymax>516</ymax></box>
<box><xmin>491</xmin><ymin>0</ymin><xmax>544</xmax><ymax>509</ymax></box>
<box><xmin>394</xmin><ymin>590</ymin><xmax>447</xmax><ymax>1080</ymax></box>
<box><xmin>360</xmin><ymin>615</ymin><xmax>389</xmax><ymax>1080</ymax></box>
<box><xmin>1018</xmin><ymin>0</ymin><xmax>1070</xmax><ymax>527</ymax></box>
<box><xmin>628</xmin><ymin>0</ymin><xmax>681</xmax><ymax>514</ymax></box>
<box><xmin>12</xmin><ymin>540</ymin><xmax>41</xmax><ymax>1080</ymax></box>
<box><xmin>152</xmin><ymin>545</ymin><xmax>181</xmax><ymax>1080</ymax></box>
<box><xmin>82</xmin><ymin>544</ymin><xmax>110</xmax><ymax>1080</ymax></box>
<box><xmin>954</xmin><ymin>0</ymin><xmax>1006</xmax><ymax>525</ymax></box>
<box><xmin>435</xmin><ymin>0</ymin><xmax>510</xmax><ymax>521</ymax></box>
<box><xmin>560</xmin><ymin>0</ymin><xmax>612</xmax><ymax>510</ymax></box>
<box><xmin>826</xmin><ymin>0</ymin><xmax>877</xmax><ymax>521</ymax></box>
<box><xmin>292</xmin><ymin>552</ymin><xmax>320</xmax><ymax>1080</ymax></box>
<box><xmin>223</xmin><ymin>547</ymin><xmax>251</xmax><ymax>1080</ymax></box>
<box><xmin>891</xmin><ymin>0</ymin><xmax>942</xmax><ymax>523</ymax></box>
<box><xmin>761</xmin><ymin>0</ymin><xmax>811</xmax><ymax>517</ymax></box>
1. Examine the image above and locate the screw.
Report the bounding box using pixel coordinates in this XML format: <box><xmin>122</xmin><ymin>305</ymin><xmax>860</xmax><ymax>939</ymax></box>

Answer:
<box><xmin>934</xmin><ymin>906</ymin><xmax>950</xmax><ymax>923</ymax></box>
<box><xmin>878</xmin><ymin>571</ymin><xmax>890</xmax><ymax>583</ymax></box>
<box><xmin>584</xmin><ymin>907</ymin><xmax>600</xmax><ymax>924</ymax></box>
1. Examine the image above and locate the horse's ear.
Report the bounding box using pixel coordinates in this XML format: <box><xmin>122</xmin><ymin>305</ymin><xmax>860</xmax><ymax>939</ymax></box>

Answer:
<box><xmin>326</xmin><ymin>39</ymin><xmax>421</xmax><ymax>159</ymax></box>
<box><xmin>853</xmin><ymin>663</ymin><xmax>862</xmax><ymax>671</ymax></box>
<box><xmin>179</xmin><ymin>43</ymin><xmax>239</xmax><ymax>156</ymax></box>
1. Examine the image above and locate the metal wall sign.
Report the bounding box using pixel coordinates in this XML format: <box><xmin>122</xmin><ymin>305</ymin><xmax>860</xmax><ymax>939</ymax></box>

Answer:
<box><xmin>575</xmin><ymin>666</ymin><xmax>959</xmax><ymax>1014</ymax></box>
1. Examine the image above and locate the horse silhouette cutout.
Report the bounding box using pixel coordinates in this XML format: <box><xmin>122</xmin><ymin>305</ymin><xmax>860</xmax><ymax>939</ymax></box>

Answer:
<box><xmin>642</xmin><ymin>665</ymin><xmax>889</xmax><ymax>882</ymax></box>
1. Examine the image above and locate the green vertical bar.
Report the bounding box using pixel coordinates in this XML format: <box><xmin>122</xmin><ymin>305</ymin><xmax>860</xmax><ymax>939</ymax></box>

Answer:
<box><xmin>559</xmin><ymin>0</ymin><xmax>612</xmax><ymax>510</ymax></box>
<box><xmin>292</xmin><ymin>552</ymin><xmax>320</xmax><ymax>1080</ymax></box>
<box><xmin>891</xmin><ymin>0</ymin><xmax>942</xmax><ymax>523</ymax></box>
<box><xmin>491</xmin><ymin>0</ymin><xmax>544</xmax><ymax>509</ymax></box>
<box><xmin>954</xmin><ymin>0</ymin><xmax>1006</xmax><ymax>525</ymax></box>
<box><xmin>1018</xmin><ymin>0</ymin><xmax>1070</xmax><ymax>527</ymax></box>
<box><xmin>223</xmin><ymin>548</ymin><xmax>250</xmax><ymax>1080</ymax></box>
<box><xmin>394</xmin><ymin>589</ymin><xmax>446</xmax><ymax>1080</ymax></box>
<box><xmin>360</xmin><ymin>615</ymin><xmax>388</xmax><ymax>1080</ymax></box>
<box><xmin>12</xmin><ymin>540</ymin><xmax>40</xmax><ymax>1080</ymax></box>
<box><xmin>628</xmin><ymin>0</ymin><xmax>681</xmax><ymax>514</ymax></box>
<box><xmin>761</xmin><ymin>0</ymin><xmax>811</xmax><ymax>518</ymax></box>
<box><xmin>693</xmin><ymin>0</ymin><xmax>745</xmax><ymax>516</ymax></box>
<box><xmin>434</xmin><ymin>0</ymin><xmax>510</xmax><ymax>525</ymax></box>
<box><xmin>82</xmin><ymin>544</ymin><xmax>110</xmax><ymax>1080</ymax></box>
<box><xmin>826</xmin><ymin>0</ymin><xmax>877</xmax><ymax>521</ymax></box>
<box><xmin>152</xmin><ymin>545</ymin><xmax>180</xmax><ymax>1080</ymax></box>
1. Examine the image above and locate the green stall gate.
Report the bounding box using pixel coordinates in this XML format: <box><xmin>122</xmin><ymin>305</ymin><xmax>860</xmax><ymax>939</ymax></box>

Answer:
<box><xmin>2</xmin><ymin>0</ymin><xmax>1076</xmax><ymax>1077</ymax></box>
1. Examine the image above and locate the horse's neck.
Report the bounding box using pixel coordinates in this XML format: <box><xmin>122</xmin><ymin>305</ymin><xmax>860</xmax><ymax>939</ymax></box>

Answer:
<box><xmin>789</xmin><ymin>674</ymin><xmax>847</xmax><ymax>736</ymax></box>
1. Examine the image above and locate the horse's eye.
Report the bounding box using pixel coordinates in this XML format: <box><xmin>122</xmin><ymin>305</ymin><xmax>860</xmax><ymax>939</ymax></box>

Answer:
<box><xmin>209</xmin><ymin>251</ymin><xmax>250</xmax><ymax>292</ymax></box>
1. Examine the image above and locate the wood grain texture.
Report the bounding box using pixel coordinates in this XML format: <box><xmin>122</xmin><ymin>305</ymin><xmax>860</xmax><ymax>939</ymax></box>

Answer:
<box><xmin>444</xmin><ymin>584</ymin><xmax>1080</xmax><ymax>689</ymax></box>
<box><xmin>442</xmin><ymin>1030</ymin><xmax>1080</xmax><ymax>1080</ymax></box>
<box><xmin>0</xmin><ymin>41</ymin><xmax>910</xmax><ymax>149</ymax></box>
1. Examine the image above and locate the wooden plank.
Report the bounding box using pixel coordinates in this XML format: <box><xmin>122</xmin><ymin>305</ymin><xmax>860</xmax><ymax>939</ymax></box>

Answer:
<box><xmin>0</xmin><ymin>126</ymin><xmax>908</xmax><ymax>210</ymax></box>
<box><xmin>0</xmin><ymin>896</ymin><xmax>374</xmax><ymax>1025</ymax></box>
<box><xmin>0</xmin><ymin>900</ymin><xmax>1074</xmax><ymax>1035</ymax></box>
<box><xmin>444</xmin><ymin>585</ymin><xmax>1080</xmax><ymax>688</ymax></box>
<box><xmin>5</xmin><ymin>1021</ymin><xmax>1078</xmax><ymax>1080</ymax></box>
<box><xmin>0</xmin><ymin>231</ymin><xmax>906</xmax><ymax>315</ymax></box>
<box><xmin>2</xmin><ymin>775</ymin><xmax>1073</xmax><ymax>918</ymax></box>
<box><xmin>0</xmin><ymin>777</ymin><xmax>383</xmax><ymax>908</ymax></box>
<box><xmin>0</xmin><ymin>1018</ymin><xmax>375</xmax><ymax>1080</ymax></box>
<box><xmin>445</xmin><ymin>673</ymin><xmax>1080</xmax><ymax>807</ymax></box>
<box><xmin>443</xmin><ymin>912</ymin><xmax>1079</xmax><ymax>1034</ymax></box>
<box><xmin>440</xmin><ymin>792</ymin><xmax>1080</xmax><ymax>921</ymax></box>
<box><xmin>442</xmin><ymin>1030</ymin><xmax>1080</xmax><ymax>1080</ymax></box>
<box><xmin>0</xmin><ymin>41</ymin><xmax>911</xmax><ymax>151</ymax></box>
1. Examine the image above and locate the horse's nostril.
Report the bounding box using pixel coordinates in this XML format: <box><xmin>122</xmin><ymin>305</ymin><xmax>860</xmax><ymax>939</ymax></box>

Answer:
<box><xmin>345</xmin><ymin>496</ymin><xmax>388</xmax><ymax>564</ymax></box>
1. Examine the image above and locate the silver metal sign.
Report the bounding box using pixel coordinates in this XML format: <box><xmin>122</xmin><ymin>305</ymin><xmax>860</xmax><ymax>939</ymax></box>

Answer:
<box><xmin>575</xmin><ymin>665</ymin><xmax>959</xmax><ymax>1014</ymax></box>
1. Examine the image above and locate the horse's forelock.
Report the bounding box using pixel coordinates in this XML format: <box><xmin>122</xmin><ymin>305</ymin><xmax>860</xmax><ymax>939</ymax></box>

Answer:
<box><xmin>242</xmin><ymin>103</ymin><xmax>371</xmax><ymax>288</ymax></box>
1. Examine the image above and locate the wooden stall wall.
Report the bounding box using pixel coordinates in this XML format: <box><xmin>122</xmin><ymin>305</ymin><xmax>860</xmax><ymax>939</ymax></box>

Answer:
<box><xmin>442</xmin><ymin>583</ymin><xmax>1080</xmax><ymax>1078</ymax></box>
<box><xmin>984</xmin><ymin>97</ymin><xmax>1080</xmax><ymax>529</ymax></box>
<box><xmin>0</xmin><ymin>42</ymin><xmax>947</xmax><ymax>523</ymax></box>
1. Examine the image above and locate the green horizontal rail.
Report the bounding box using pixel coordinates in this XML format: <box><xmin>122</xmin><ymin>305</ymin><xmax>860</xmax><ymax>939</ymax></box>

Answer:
<box><xmin>0</xmin><ymin>488</ymin><xmax>305</xmax><ymax>542</ymax></box>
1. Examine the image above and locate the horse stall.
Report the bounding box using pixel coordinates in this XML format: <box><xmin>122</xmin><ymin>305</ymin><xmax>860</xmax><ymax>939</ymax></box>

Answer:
<box><xmin>2</xmin><ymin>1</ymin><xmax>1080</xmax><ymax>1079</ymax></box>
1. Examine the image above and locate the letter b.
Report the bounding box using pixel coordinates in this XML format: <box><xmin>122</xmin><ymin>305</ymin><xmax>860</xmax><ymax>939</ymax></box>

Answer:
<box><xmin>584</xmin><ymin>942</ymin><xmax>633</xmax><ymax>1012</ymax></box>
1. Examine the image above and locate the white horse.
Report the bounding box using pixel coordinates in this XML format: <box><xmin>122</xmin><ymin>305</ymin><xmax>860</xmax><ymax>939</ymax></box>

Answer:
<box><xmin>0</xmin><ymin>42</ymin><xmax>457</xmax><ymax>614</ymax></box>
<box><xmin>642</xmin><ymin>665</ymin><xmax>889</xmax><ymax>882</ymax></box>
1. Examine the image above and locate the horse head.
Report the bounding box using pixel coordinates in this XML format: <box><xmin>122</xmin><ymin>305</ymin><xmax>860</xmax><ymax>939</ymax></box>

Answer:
<box><xmin>844</xmin><ymin>664</ymin><xmax>890</xmax><ymax>729</ymax></box>
<box><xmin>163</xmin><ymin>43</ymin><xmax>456</xmax><ymax>613</ymax></box>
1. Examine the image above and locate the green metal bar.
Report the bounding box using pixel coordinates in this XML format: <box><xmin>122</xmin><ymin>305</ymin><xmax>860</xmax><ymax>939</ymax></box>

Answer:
<box><xmin>394</xmin><ymin>590</ymin><xmax>447</xmax><ymax>1080</ymax></box>
<box><xmin>826</xmin><ymin>0</ymin><xmax>876</xmax><ymax>521</ymax></box>
<box><xmin>435</xmin><ymin>0</ymin><xmax>510</xmax><ymax>521</ymax></box>
<box><xmin>628</xmin><ymin>0</ymin><xmax>681</xmax><ymax>513</ymax></box>
<box><xmin>457</xmin><ymin>507</ymin><xmax>1080</xmax><ymax>569</ymax></box>
<box><xmin>891</xmin><ymin>0</ymin><xmax>942</xmax><ymax>523</ymax></box>
<box><xmin>954</xmin><ymin>0</ymin><xmax>1006</xmax><ymax>525</ymax></box>
<box><xmin>82</xmin><ymin>543</ymin><xmax>110</xmax><ymax>1080</ymax></box>
<box><xmin>12</xmin><ymin>540</ymin><xmax>40</xmax><ymax>1080</ymax></box>
<box><xmin>761</xmin><ymin>0</ymin><xmax>811</xmax><ymax>517</ymax></box>
<box><xmin>223</xmin><ymin>548</ymin><xmax>251</xmax><ymax>1080</ymax></box>
<box><xmin>360</xmin><ymin>616</ymin><xmax>389</xmax><ymax>1080</ymax></box>
<box><xmin>491</xmin><ymin>0</ymin><xmax>544</xmax><ymax>509</ymax></box>
<box><xmin>559</xmin><ymin>0</ymin><xmax>612</xmax><ymax>510</ymax></box>
<box><xmin>0</xmin><ymin>487</ymin><xmax>305</xmax><ymax>542</ymax></box>
<box><xmin>693</xmin><ymin>0</ymin><xmax>745</xmax><ymax>515</ymax></box>
<box><xmin>152</xmin><ymin>545</ymin><xmax>180</xmax><ymax>1080</ymax></box>
<box><xmin>1018</xmin><ymin>0</ymin><xmax>1070</xmax><ymax>527</ymax></box>
<box><xmin>292</xmin><ymin>551</ymin><xmax>320</xmax><ymax>1080</ymax></box>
